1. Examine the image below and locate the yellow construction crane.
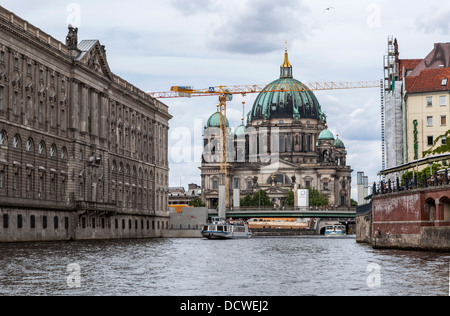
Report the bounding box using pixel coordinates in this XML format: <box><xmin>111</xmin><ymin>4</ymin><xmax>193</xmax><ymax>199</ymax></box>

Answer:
<box><xmin>148</xmin><ymin>80</ymin><xmax>380</xmax><ymax>217</ymax></box>
<box><xmin>149</xmin><ymin>81</ymin><xmax>381</xmax><ymax>98</ymax></box>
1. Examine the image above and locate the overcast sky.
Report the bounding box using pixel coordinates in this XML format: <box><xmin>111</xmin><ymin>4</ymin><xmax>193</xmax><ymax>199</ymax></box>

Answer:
<box><xmin>3</xmin><ymin>0</ymin><xmax>449</xmax><ymax>199</ymax></box>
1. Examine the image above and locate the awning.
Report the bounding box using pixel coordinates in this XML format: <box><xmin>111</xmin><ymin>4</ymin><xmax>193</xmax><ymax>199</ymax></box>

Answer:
<box><xmin>378</xmin><ymin>153</ymin><xmax>450</xmax><ymax>176</ymax></box>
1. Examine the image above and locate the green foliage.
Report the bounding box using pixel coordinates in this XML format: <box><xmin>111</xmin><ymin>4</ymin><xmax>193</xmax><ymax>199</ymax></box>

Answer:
<box><xmin>240</xmin><ymin>190</ymin><xmax>274</xmax><ymax>207</ymax></box>
<box><xmin>402</xmin><ymin>162</ymin><xmax>444</xmax><ymax>186</ymax></box>
<box><xmin>423</xmin><ymin>130</ymin><xmax>450</xmax><ymax>156</ymax></box>
<box><xmin>188</xmin><ymin>197</ymin><xmax>206</xmax><ymax>207</ymax></box>
<box><xmin>285</xmin><ymin>190</ymin><xmax>295</xmax><ymax>206</ymax></box>
<box><xmin>308</xmin><ymin>187</ymin><xmax>329</xmax><ymax>206</ymax></box>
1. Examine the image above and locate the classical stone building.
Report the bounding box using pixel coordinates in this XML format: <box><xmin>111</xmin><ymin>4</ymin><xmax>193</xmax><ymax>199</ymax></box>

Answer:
<box><xmin>0</xmin><ymin>6</ymin><xmax>171</xmax><ymax>241</ymax></box>
<box><xmin>200</xmin><ymin>48</ymin><xmax>353</xmax><ymax>209</ymax></box>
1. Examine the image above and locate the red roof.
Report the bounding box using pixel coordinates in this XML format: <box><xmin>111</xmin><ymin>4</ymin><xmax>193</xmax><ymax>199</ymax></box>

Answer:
<box><xmin>409</xmin><ymin>43</ymin><xmax>450</xmax><ymax>77</ymax></box>
<box><xmin>406</xmin><ymin>67</ymin><xmax>450</xmax><ymax>93</ymax></box>
<box><xmin>398</xmin><ymin>59</ymin><xmax>422</xmax><ymax>80</ymax></box>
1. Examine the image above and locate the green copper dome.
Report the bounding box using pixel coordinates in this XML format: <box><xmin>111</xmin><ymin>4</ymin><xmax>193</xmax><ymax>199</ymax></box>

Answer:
<box><xmin>334</xmin><ymin>137</ymin><xmax>345</xmax><ymax>148</ymax></box>
<box><xmin>234</xmin><ymin>123</ymin><xmax>246</xmax><ymax>137</ymax></box>
<box><xmin>318</xmin><ymin>129</ymin><xmax>334</xmax><ymax>140</ymax></box>
<box><xmin>206</xmin><ymin>111</ymin><xmax>229</xmax><ymax>128</ymax></box>
<box><xmin>248</xmin><ymin>47</ymin><xmax>327</xmax><ymax>123</ymax></box>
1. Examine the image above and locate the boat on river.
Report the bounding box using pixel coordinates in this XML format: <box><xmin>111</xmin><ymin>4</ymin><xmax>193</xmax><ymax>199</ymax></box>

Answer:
<box><xmin>324</xmin><ymin>224</ymin><xmax>346</xmax><ymax>237</ymax></box>
<box><xmin>201</xmin><ymin>217</ymin><xmax>252</xmax><ymax>239</ymax></box>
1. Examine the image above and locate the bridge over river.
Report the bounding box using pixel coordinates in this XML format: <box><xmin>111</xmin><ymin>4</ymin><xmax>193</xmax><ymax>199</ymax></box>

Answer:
<box><xmin>207</xmin><ymin>207</ymin><xmax>356</xmax><ymax>219</ymax></box>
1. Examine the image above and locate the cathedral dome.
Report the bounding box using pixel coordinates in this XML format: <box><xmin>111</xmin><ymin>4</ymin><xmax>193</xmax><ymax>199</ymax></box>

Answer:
<box><xmin>234</xmin><ymin>123</ymin><xmax>246</xmax><ymax>137</ymax></box>
<box><xmin>248</xmin><ymin>46</ymin><xmax>326</xmax><ymax>123</ymax></box>
<box><xmin>318</xmin><ymin>128</ymin><xmax>335</xmax><ymax>141</ymax></box>
<box><xmin>334</xmin><ymin>137</ymin><xmax>345</xmax><ymax>148</ymax></box>
<box><xmin>206</xmin><ymin>111</ymin><xmax>229</xmax><ymax>128</ymax></box>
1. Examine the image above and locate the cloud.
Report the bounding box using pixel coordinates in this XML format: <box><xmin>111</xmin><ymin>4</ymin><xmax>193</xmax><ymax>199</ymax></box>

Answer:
<box><xmin>416</xmin><ymin>7</ymin><xmax>450</xmax><ymax>35</ymax></box>
<box><xmin>207</xmin><ymin>0</ymin><xmax>310</xmax><ymax>54</ymax></box>
<box><xmin>169</xmin><ymin>0</ymin><xmax>217</xmax><ymax>16</ymax></box>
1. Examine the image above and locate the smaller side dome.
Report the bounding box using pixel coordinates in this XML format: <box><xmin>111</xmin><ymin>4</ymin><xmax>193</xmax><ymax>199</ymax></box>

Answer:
<box><xmin>334</xmin><ymin>137</ymin><xmax>345</xmax><ymax>148</ymax></box>
<box><xmin>234</xmin><ymin>123</ymin><xmax>246</xmax><ymax>137</ymax></box>
<box><xmin>206</xmin><ymin>111</ymin><xmax>230</xmax><ymax>128</ymax></box>
<box><xmin>318</xmin><ymin>128</ymin><xmax>334</xmax><ymax>141</ymax></box>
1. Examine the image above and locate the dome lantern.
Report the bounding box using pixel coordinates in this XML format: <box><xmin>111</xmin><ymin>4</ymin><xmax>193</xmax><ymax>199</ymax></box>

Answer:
<box><xmin>280</xmin><ymin>41</ymin><xmax>293</xmax><ymax>78</ymax></box>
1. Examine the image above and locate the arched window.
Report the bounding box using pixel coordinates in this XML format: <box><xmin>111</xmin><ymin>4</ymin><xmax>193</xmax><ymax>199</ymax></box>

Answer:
<box><xmin>12</xmin><ymin>134</ymin><xmax>21</xmax><ymax>149</ymax></box>
<box><xmin>61</xmin><ymin>147</ymin><xmax>67</xmax><ymax>159</ymax></box>
<box><xmin>38</xmin><ymin>141</ymin><xmax>46</xmax><ymax>155</ymax></box>
<box><xmin>50</xmin><ymin>144</ymin><xmax>57</xmax><ymax>157</ymax></box>
<box><xmin>0</xmin><ymin>131</ymin><xmax>5</xmax><ymax>146</ymax></box>
<box><xmin>26</xmin><ymin>138</ymin><xmax>34</xmax><ymax>152</ymax></box>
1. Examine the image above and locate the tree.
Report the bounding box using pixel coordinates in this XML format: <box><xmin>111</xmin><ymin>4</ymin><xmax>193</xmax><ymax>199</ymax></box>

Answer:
<box><xmin>188</xmin><ymin>197</ymin><xmax>206</xmax><ymax>207</ymax></box>
<box><xmin>285</xmin><ymin>190</ymin><xmax>295</xmax><ymax>206</ymax></box>
<box><xmin>240</xmin><ymin>190</ymin><xmax>274</xmax><ymax>207</ymax></box>
<box><xmin>307</xmin><ymin>187</ymin><xmax>329</xmax><ymax>207</ymax></box>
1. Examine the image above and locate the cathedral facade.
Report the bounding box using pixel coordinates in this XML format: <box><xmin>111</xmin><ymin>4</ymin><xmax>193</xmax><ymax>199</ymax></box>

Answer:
<box><xmin>201</xmin><ymin>48</ymin><xmax>352</xmax><ymax>209</ymax></box>
<box><xmin>0</xmin><ymin>6</ymin><xmax>171</xmax><ymax>241</ymax></box>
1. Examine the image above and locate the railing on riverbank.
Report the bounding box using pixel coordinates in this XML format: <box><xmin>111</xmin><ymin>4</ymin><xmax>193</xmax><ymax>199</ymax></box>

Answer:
<box><xmin>374</xmin><ymin>153</ymin><xmax>450</xmax><ymax>195</ymax></box>
<box><xmin>373</xmin><ymin>169</ymin><xmax>450</xmax><ymax>196</ymax></box>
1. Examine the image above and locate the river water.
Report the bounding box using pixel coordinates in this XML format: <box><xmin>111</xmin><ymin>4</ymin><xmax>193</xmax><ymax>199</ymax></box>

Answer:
<box><xmin>0</xmin><ymin>236</ymin><xmax>448</xmax><ymax>296</ymax></box>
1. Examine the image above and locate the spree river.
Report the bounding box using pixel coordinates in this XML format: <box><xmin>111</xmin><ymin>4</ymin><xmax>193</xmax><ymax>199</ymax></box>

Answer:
<box><xmin>0</xmin><ymin>236</ymin><xmax>448</xmax><ymax>296</ymax></box>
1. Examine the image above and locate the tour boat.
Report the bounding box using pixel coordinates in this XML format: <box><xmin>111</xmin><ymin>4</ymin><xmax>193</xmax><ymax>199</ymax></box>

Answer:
<box><xmin>201</xmin><ymin>217</ymin><xmax>252</xmax><ymax>239</ymax></box>
<box><xmin>324</xmin><ymin>224</ymin><xmax>346</xmax><ymax>237</ymax></box>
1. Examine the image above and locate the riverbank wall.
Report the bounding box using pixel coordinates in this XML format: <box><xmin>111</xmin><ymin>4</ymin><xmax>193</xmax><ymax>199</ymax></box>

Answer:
<box><xmin>0</xmin><ymin>207</ymin><xmax>169</xmax><ymax>243</ymax></box>
<box><xmin>356</xmin><ymin>187</ymin><xmax>450</xmax><ymax>251</ymax></box>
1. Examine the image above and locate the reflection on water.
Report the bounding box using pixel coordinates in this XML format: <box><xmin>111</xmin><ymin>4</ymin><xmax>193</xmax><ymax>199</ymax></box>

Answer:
<box><xmin>0</xmin><ymin>237</ymin><xmax>448</xmax><ymax>296</ymax></box>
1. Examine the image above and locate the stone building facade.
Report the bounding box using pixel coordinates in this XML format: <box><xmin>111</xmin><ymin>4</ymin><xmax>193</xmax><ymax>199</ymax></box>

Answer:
<box><xmin>0</xmin><ymin>6</ymin><xmax>171</xmax><ymax>242</ymax></box>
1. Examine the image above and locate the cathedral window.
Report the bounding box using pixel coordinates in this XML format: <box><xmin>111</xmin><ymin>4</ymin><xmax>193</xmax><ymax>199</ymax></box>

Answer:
<box><xmin>212</xmin><ymin>179</ymin><xmax>219</xmax><ymax>190</ymax></box>
<box><xmin>233</xmin><ymin>178</ymin><xmax>240</xmax><ymax>189</ymax></box>
<box><xmin>0</xmin><ymin>131</ymin><xmax>4</xmax><ymax>145</ymax></box>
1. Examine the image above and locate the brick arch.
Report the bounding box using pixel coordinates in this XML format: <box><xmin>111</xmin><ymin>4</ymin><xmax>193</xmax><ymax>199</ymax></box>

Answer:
<box><xmin>439</xmin><ymin>196</ymin><xmax>450</xmax><ymax>221</ymax></box>
<box><xmin>423</xmin><ymin>198</ymin><xmax>436</xmax><ymax>221</ymax></box>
